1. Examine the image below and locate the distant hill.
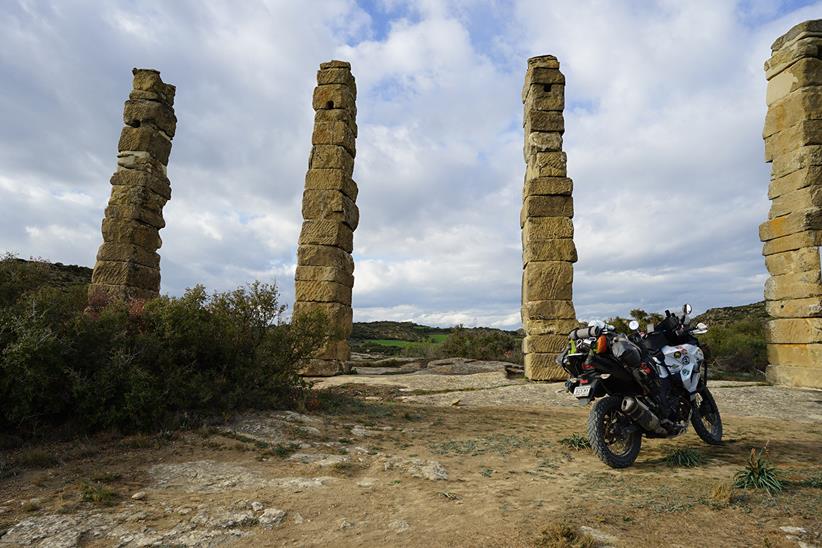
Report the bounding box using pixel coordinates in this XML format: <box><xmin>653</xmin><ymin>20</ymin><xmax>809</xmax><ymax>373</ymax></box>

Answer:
<box><xmin>694</xmin><ymin>301</ymin><xmax>768</xmax><ymax>328</ymax></box>
<box><xmin>0</xmin><ymin>255</ymin><xmax>92</xmax><ymax>307</ymax></box>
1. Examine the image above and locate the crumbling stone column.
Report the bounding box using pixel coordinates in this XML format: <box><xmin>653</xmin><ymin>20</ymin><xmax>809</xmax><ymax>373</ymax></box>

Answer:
<box><xmin>760</xmin><ymin>20</ymin><xmax>822</xmax><ymax>389</ymax></box>
<box><xmin>89</xmin><ymin>69</ymin><xmax>176</xmax><ymax>303</ymax></box>
<box><xmin>294</xmin><ymin>61</ymin><xmax>359</xmax><ymax>376</ymax></box>
<box><xmin>520</xmin><ymin>55</ymin><xmax>578</xmax><ymax>381</ymax></box>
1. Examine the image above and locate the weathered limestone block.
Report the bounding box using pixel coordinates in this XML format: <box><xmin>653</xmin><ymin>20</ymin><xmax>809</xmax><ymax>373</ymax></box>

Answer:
<box><xmin>523</xmin><ymin>318</ymin><xmax>579</xmax><ymax>337</ymax></box>
<box><xmin>524</xmin><ymin>177</ymin><xmax>572</xmax><ymax>197</ymax></box>
<box><xmin>96</xmin><ymin>242</ymin><xmax>159</xmax><ymax>269</ymax></box>
<box><xmin>305</xmin><ymin>169</ymin><xmax>358</xmax><ymax>201</ymax></box>
<box><xmin>523</xmin><ymin>334</ymin><xmax>570</xmax><ymax>354</ymax></box>
<box><xmin>301</xmin><ymin>189</ymin><xmax>359</xmax><ymax>230</ymax></box>
<box><xmin>315</xmin><ymin>109</ymin><xmax>357</xmax><ymax>137</ymax></box>
<box><xmin>520</xmin><ymin>196</ymin><xmax>573</xmax><ymax>226</ymax></box>
<box><xmin>767</xmin><ymin>296</ymin><xmax>822</xmax><ymax>318</ymax></box>
<box><xmin>294</xmin><ymin>280</ymin><xmax>352</xmax><ymax>303</ymax></box>
<box><xmin>767</xmin><ymin>58</ymin><xmax>822</xmax><ymax>106</ymax></box>
<box><xmin>763</xmin><ymin>87</ymin><xmax>822</xmax><ymax>138</ymax></box>
<box><xmin>765</xmin><ymin>246</ymin><xmax>821</xmax><ymax>275</ymax></box>
<box><xmin>299</xmin><ymin>220</ymin><xmax>353</xmax><ymax>252</ymax></box>
<box><xmin>767</xmin><ymin>342</ymin><xmax>822</xmax><ymax>367</ymax></box>
<box><xmin>101</xmin><ymin>218</ymin><xmax>162</xmax><ymax>250</ymax></box>
<box><xmin>764</xmin><ymin>119</ymin><xmax>822</xmax><ymax>161</ymax></box>
<box><xmin>524</xmin><ymin>110</ymin><xmax>565</xmax><ymax>135</ymax></box>
<box><xmin>110</xmin><ymin>169</ymin><xmax>171</xmax><ymax>199</ymax></box>
<box><xmin>123</xmin><ymin>99</ymin><xmax>177</xmax><ymax>137</ymax></box>
<box><xmin>758</xmin><ymin>207</ymin><xmax>822</xmax><ymax>241</ymax></box>
<box><xmin>308</xmin><ymin>145</ymin><xmax>354</xmax><ymax>176</ymax></box>
<box><xmin>312</xmin><ymin>121</ymin><xmax>356</xmax><ymax>157</ymax></box>
<box><xmin>524</xmin><ymin>84</ymin><xmax>565</xmax><ymax>112</ymax></box>
<box><xmin>524</xmin><ymin>352</ymin><xmax>567</xmax><ymax>381</ymax></box>
<box><xmin>762</xmin><ymin>229</ymin><xmax>822</xmax><ymax>255</ymax></box>
<box><xmin>766</xmin><ymin>364</ymin><xmax>822</xmax><ymax>388</ymax></box>
<box><xmin>91</xmin><ymin>261</ymin><xmax>160</xmax><ymax>288</ymax></box>
<box><xmin>523</xmin><ymin>239</ymin><xmax>577</xmax><ymax>264</ymax></box>
<box><xmin>769</xmin><ymin>184</ymin><xmax>822</xmax><ymax>218</ymax></box>
<box><xmin>768</xmin><ymin>166</ymin><xmax>822</xmax><ymax>199</ymax></box>
<box><xmin>524</xmin><ymin>132</ymin><xmax>563</xmax><ymax>158</ymax></box>
<box><xmin>765</xmin><ymin>318</ymin><xmax>822</xmax><ymax>344</ymax></box>
<box><xmin>295</xmin><ymin>60</ymin><xmax>358</xmax><ymax>376</ymax></box>
<box><xmin>295</xmin><ymin>265</ymin><xmax>354</xmax><ymax>287</ymax></box>
<box><xmin>523</xmin><ymin>300</ymin><xmax>577</xmax><ymax>320</ymax></box>
<box><xmin>297</xmin><ymin>244</ymin><xmax>355</xmax><ymax>273</ymax></box>
<box><xmin>104</xmin><ymin>204</ymin><xmax>165</xmax><ymax>230</ymax></box>
<box><xmin>292</xmin><ymin>301</ymin><xmax>354</xmax><ymax>338</ymax></box>
<box><xmin>312</xmin><ymin>84</ymin><xmax>357</xmax><ymax>113</ymax></box>
<box><xmin>118</xmin><ymin>126</ymin><xmax>173</xmax><ymax>164</ymax></box>
<box><xmin>523</xmin><ymin>261</ymin><xmax>574</xmax><ymax>303</ymax></box>
<box><xmin>769</xmin><ymin>144</ymin><xmax>822</xmax><ymax>179</ymax></box>
<box><xmin>522</xmin><ymin>217</ymin><xmax>574</xmax><ymax>243</ymax></box>
<box><xmin>764</xmin><ymin>269</ymin><xmax>822</xmax><ymax>300</ymax></box>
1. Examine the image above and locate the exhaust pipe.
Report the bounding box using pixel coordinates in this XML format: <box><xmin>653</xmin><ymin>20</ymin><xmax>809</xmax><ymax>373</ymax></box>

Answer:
<box><xmin>621</xmin><ymin>397</ymin><xmax>667</xmax><ymax>435</ymax></box>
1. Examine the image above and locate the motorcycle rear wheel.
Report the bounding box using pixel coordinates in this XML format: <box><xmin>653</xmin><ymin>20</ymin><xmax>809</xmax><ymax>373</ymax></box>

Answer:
<box><xmin>588</xmin><ymin>395</ymin><xmax>642</xmax><ymax>468</ymax></box>
<box><xmin>691</xmin><ymin>388</ymin><xmax>723</xmax><ymax>444</ymax></box>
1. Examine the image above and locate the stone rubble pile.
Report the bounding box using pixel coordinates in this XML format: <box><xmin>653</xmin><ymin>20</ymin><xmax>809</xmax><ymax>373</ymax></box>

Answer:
<box><xmin>294</xmin><ymin>61</ymin><xmax>360</xmax><ymax>376</ymax></box>
<box><xmin>89</xmin><ymin>68</ymin><xmax>176</xmax><ymax>302</ymax></box>
<box><xmin>520</xmin><ymin>55</ymin><xmax>578</xmax><ymax>381</ymax></box>
<box><xmin>760</xmin><ymin>20</ymin><xmax>822</xmax><ymax>389</ymax></box>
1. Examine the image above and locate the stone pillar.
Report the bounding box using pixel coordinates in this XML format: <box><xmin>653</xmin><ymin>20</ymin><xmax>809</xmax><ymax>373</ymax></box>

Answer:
<box><xmin>294</xmin><ymin>60</ymin><xmax>359</xmax><ymax>376</ymax></box>
<box><xmin>760</xmin><ymin>20</ymin><xmax>822</xmax><ymax>389</ymax></box>
<box><xmin>89</xmin><ymin>69</ymin><xmax>176</xmax><ymax>303</ymax></box>
<box><xmin>520</xmin><ymin>55</ymin><xmax>578</xmax><ymax>381</ymax></box>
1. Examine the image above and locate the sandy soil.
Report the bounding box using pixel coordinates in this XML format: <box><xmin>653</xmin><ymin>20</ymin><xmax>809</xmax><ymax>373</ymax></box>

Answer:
<box><xmin>0</xmin><ymin>366</ymin><xmax>820</xmax><ymax>547</ymax></box>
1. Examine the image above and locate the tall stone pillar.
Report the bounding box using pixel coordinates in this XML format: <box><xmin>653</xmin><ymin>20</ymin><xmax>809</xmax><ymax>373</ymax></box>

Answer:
<box><xmin>294</xmin><ymin>60</ymin><xmax>359</xmax><ymax>376</ymax></box>
<box><xmin>89</xmin><ymin>69</ymin><xmax>176</xmax><ymax>303</ymax></box>
<box><xmin>760</xmin><ymin>20</ymin><xmax>822</xmax><ymax>389</ymax></box>
<box><xmin>520</xmin><ymin>55</ymin><xmax>578</xmax><ymax>381</ymax></box>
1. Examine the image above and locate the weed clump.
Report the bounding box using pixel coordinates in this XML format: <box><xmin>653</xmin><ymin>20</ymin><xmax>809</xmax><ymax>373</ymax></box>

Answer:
<box><xmin>560</xmin><ymin>433</ymin><xmax>591</xmax><ymax>451</ymax></box>
<box><xmin>537</xmin><ymin>523</ymin><xmax>597</xmax><ymax>548</ymax></box>
<box><xmin>664</xmin><ymin>447</ymin><xmax>705</xmax><ymax>468</ymax></box>
<box><xmin>734</xmin><ymin>447</ymin><xmax>783</xmax><ymax>494</ymax></box>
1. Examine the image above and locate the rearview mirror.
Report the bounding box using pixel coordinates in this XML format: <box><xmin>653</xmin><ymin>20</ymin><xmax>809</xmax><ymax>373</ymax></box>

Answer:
<box><xmin>628</xmin><ymin>320</ymin><xmax>640</xmax><ymax>331</ymax></box>
<box><xmin>683</xmin><ymin>303</ymin><xmax>693</xmax><ymax>315</ymax></box>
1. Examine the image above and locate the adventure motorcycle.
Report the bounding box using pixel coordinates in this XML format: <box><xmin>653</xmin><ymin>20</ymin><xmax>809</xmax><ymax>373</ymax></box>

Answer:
<box><xmin>556</xmin><ymin>304</ymin><xmax>723</xmax><ymax>468</ymax></box>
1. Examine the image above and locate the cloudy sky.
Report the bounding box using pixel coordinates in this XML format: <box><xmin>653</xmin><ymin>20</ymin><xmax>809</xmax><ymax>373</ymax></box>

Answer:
<box><xmin>1</xmin><ymin>0</ymin><xmax>820</xmax><ymax>327</ymax></box>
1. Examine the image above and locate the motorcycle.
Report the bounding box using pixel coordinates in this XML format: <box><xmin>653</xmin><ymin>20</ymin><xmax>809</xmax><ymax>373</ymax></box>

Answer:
<box><xmin>556</xmin><ymin>304</ymin><xmax>723</xmax><ymax>468</ymax></box>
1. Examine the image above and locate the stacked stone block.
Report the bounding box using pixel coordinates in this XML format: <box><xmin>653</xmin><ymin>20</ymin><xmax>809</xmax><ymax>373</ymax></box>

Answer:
<box><xmin>760</xmin><ymin>20</ymin><xmax>822</xmax><ymax>389</ymax></box>
<box><xmin>520</xmin><ymin>55</ymin><xmax>579</xmax><ymax>381</ymax></box>
<box><xmin>294</xmin><ymin>61</ymin><xmax>359</xmax><ymax>376</ymax></box>
<box><xmin>89</xmin><ymin>69</ymin><xmax>176</xmax><ymax>303</ymax></box>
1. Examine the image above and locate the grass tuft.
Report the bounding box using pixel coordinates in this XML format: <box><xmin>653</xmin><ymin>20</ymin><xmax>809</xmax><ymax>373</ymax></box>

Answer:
<box><xmin>559</xmin><ymin>433</ymin><xmax>591</xmax><ymax>451</ymax></box>
<box><xmin>709</xmin><ymin>480</ymin><xmax>736</xmax><ymax>507</ymax></box>
<box><xmin>664</xmin><ymin>447</ymin><xmax>705</xmax><ymax>468</ymax></box>
<box><xmin>537</xmin><ymin>523</ymin><xmax>597</xmax><ymax>548</ymax></box>
<box><xmin>734</xmin><ymin>447</ymin><xmax>782</xmax><ymax>494</ymax></box>
<box><xmin>80</xmin><ymin>481</ymin><xmax>121</xmax><ymax>506</ymax></box>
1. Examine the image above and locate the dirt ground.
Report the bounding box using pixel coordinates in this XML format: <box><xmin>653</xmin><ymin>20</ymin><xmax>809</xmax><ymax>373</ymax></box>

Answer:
<box><xmin>1</xmin><ymin>361</ymin><xmax>820</xmax><ymax>547</ymax></box>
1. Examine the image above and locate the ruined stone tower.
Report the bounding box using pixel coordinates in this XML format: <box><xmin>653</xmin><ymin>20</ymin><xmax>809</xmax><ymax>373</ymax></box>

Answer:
<box><xmin>294</xmin><ymin>61</ymin><xmax>359</xmax><ymax>376</ymax></box>
<box><xmin>89</xmin><ymin>69</ymin><xmax>176</xmax><ymax>303</ymax></box>
<box><xmin>760</xmin><ymin>20</ymin><xmax>822</xmax><ymax>389</ymax></box>
<box><xmin>520</xmin><ymin>55</ymin><xmax>578</xmax><ymax>381</ymax></box>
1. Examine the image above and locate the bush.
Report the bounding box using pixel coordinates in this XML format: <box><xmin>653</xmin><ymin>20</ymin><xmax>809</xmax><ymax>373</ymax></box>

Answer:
<box><xmin>436</xmin><ymin>326</ymin><xmax>523</xmax><ymax>363</ymax></box>
<box><xmin>734</xmin><ymin>447</ymin><xmax>783</xmax><ymax>494</ymax></box>
<box><xmin>700</xmin><ymin>317</ymin><xmax>767</xmax><ymax>377</ymax></box>
<box><xmin>0</xmin><ymin>278</ymin><xmax>328</xmax><ymax>436</ymax></box>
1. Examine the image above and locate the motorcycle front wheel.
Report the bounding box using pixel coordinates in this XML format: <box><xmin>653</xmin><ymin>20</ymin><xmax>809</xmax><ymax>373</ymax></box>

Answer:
<box><xmin>691</xmin><ymin>388</ymin><xmax>723</xmax><ymax>444</ymax></box>
<box><xmin>588</xmin><ymin>395</ymin><xmax>642</xmax><ymax>468</ymax></box>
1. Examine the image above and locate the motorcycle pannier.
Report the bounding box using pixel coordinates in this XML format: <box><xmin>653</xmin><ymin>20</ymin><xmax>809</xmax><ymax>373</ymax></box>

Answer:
<box><xmin>611</xmin><ymin>336</ymin><xmax>641</xmax><ymax>367</ymax></box>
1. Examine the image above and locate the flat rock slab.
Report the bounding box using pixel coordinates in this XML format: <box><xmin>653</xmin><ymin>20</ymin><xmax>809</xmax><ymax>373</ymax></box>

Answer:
<box><xmin>150</xmin><ymin>460</ymin><xmax>335</xmax><ymax>493</ymax></box>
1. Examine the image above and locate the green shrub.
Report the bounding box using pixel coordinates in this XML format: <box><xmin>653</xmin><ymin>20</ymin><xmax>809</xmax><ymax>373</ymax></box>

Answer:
<box><xmin>436</xmin><ymin>326</ymin><xmax>523</xmax><ymax>364</ymax></box>
<box><xmin>700</xmin><ymin>317</ymin><xmax>767</xmax><ymax>377</ymax></box>
<box><xmin>0</xmin><ymin>278</ymin><xmax>328</xmax><ymax>436</ymax></box>
<box><xmin>559</xmin><ymin>433</ymin><xmax>591</xmax><ymax>450</ymax></box>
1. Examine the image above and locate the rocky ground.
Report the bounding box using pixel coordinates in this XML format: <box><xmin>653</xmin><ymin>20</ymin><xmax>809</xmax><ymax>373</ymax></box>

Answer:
<box><xmin>1</xmin><ymin>358</ymin><xmax>820</xmax><ymax>547</ymax></box>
